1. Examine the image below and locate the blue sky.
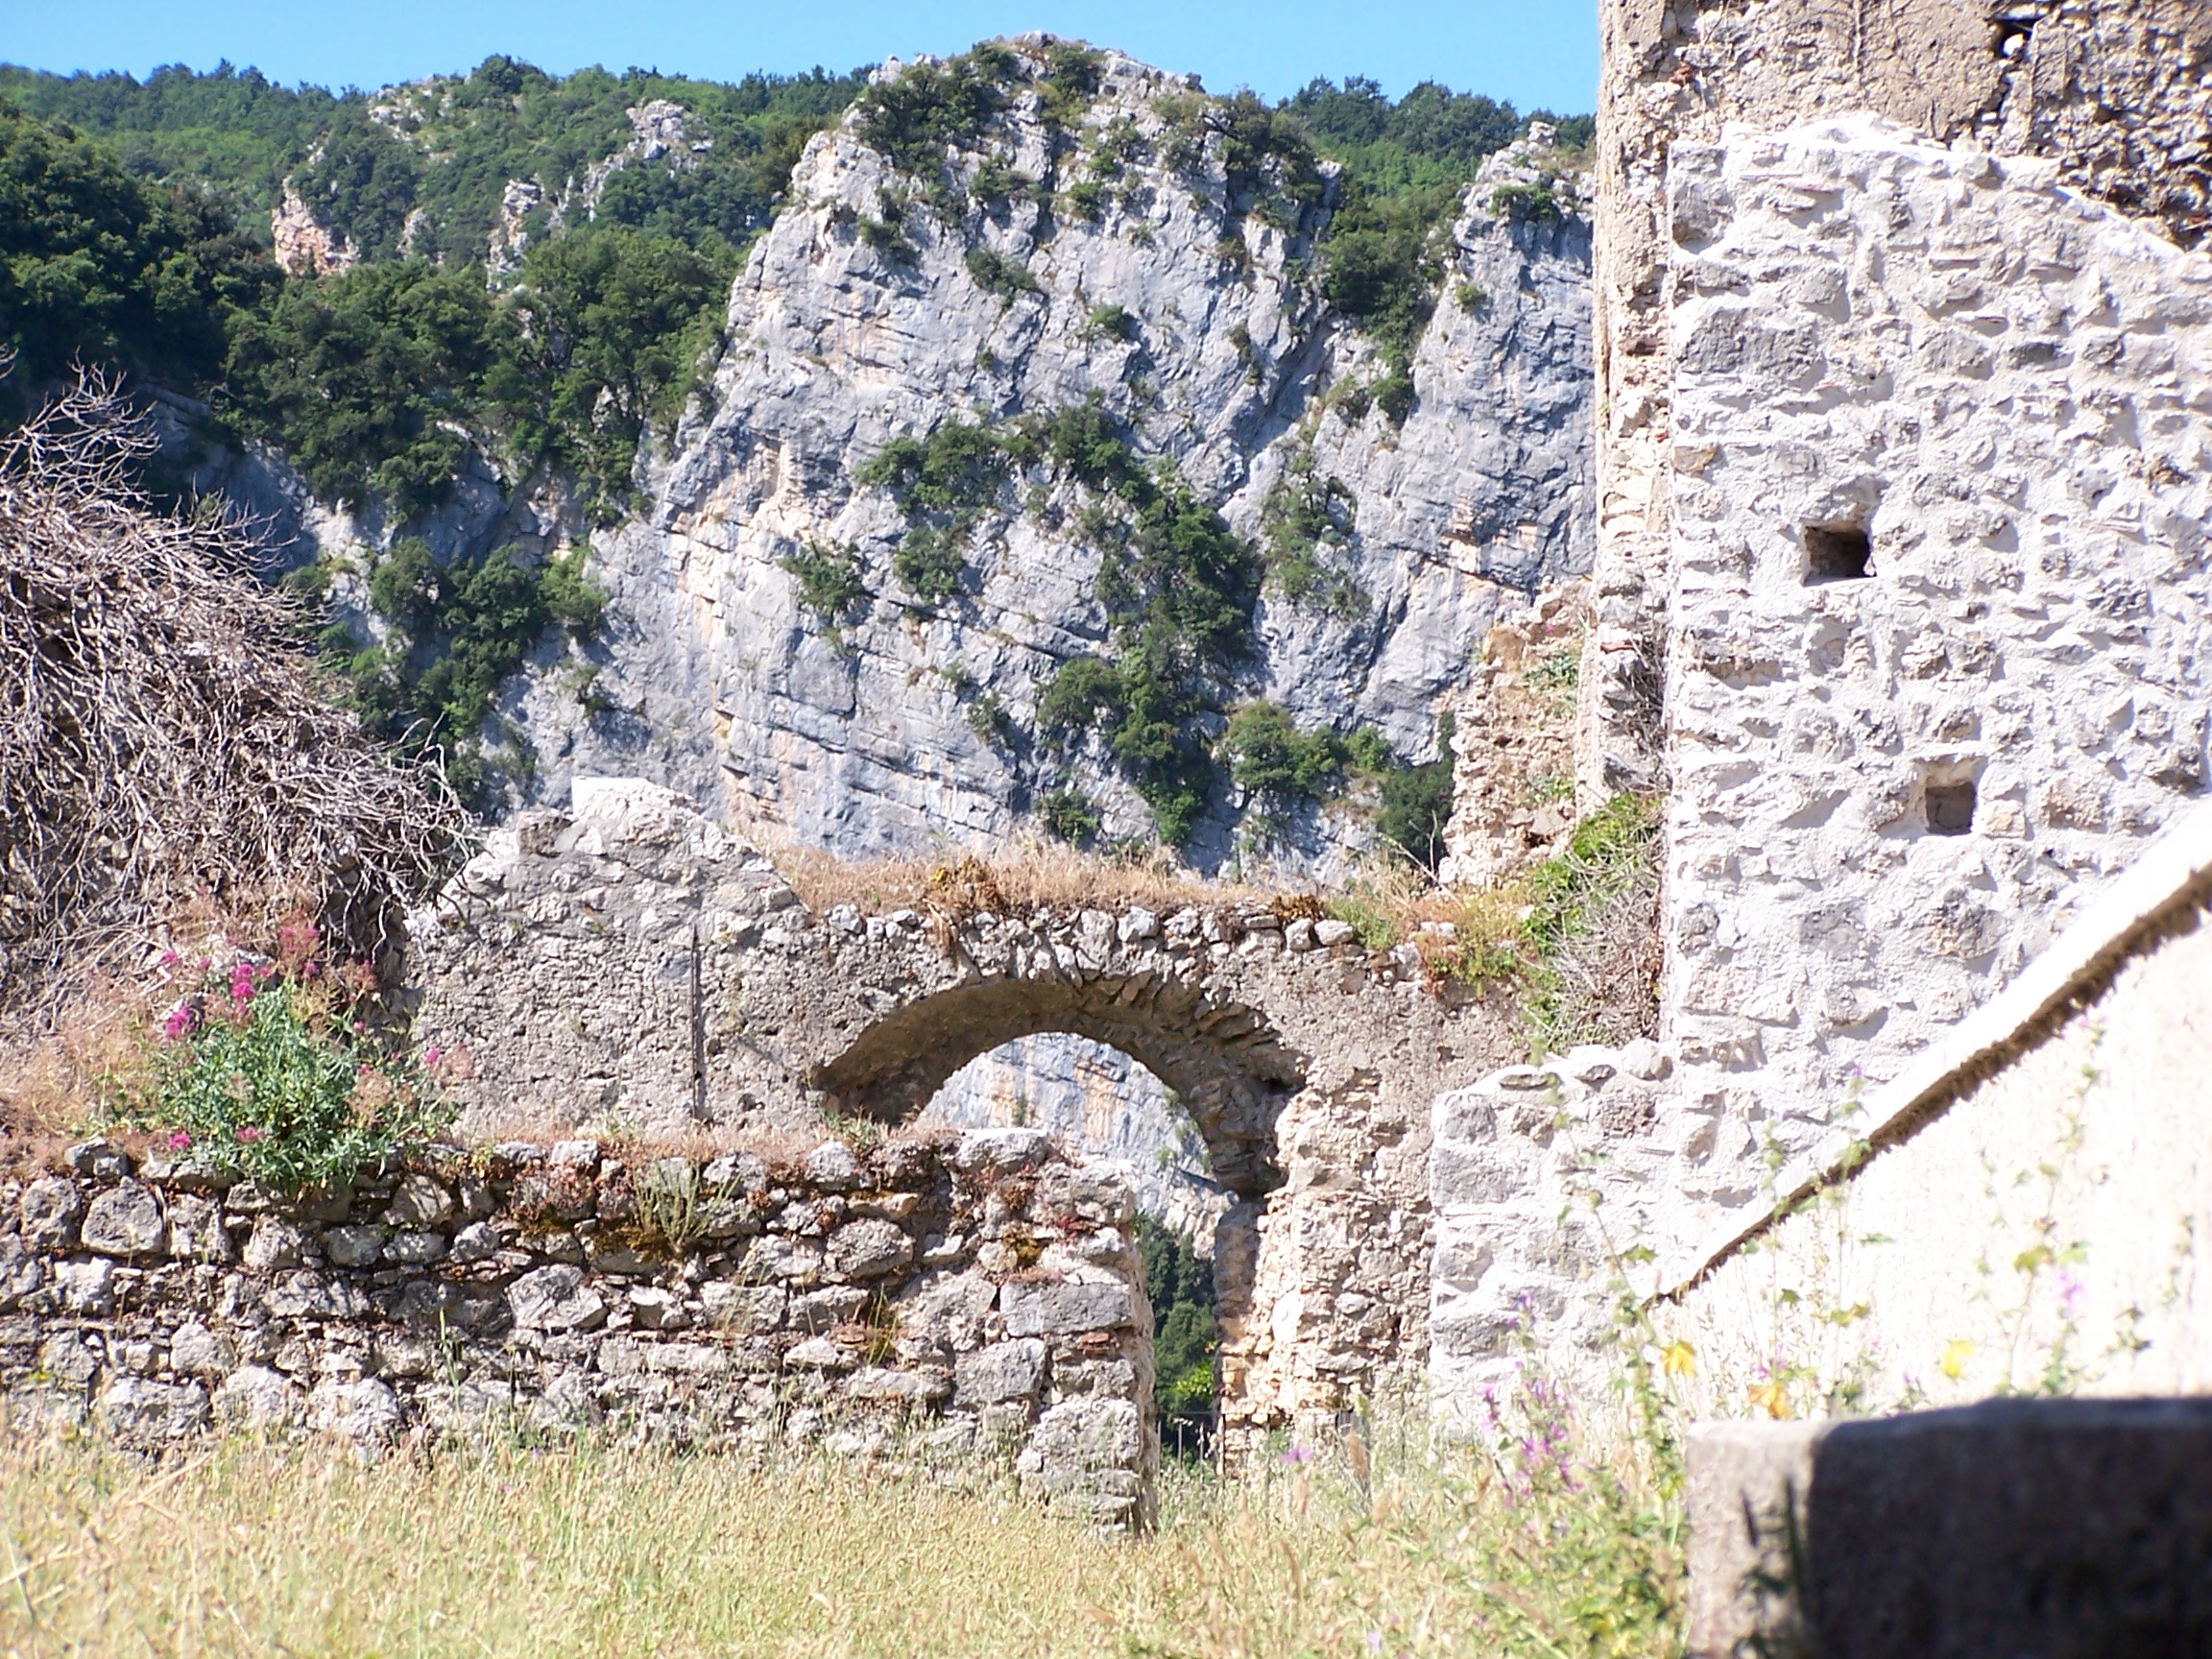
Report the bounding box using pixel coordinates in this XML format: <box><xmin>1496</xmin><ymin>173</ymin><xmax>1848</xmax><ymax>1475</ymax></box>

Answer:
<box><xmin>2</xmin><ymin>1</ymin><xmax>1599</xmax><ymax>113</ymax></box>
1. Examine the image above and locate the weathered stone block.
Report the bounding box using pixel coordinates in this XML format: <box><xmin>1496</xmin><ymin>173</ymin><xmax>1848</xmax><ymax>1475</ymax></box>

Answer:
<box><xmin>166</xmin><ymin>1192</ymin><xmax>232</xmax><ymax>1262</ymax></box>
<box><xmin>699</xmin><ymin>1282</ymin><xmax>784</xmax><ymax>1333</ymax></box>
<box><xmin>740</xmin><ymin>1234</ymin><xmax>823</xmax><ymax>1284</ymax></box>
<box><xmin>848</xmin><ymin>1365</ymin><xmax>952</xmax><ymax>1404</ymax></box>
<box><xmin>954</xmin><ymin>1337</ymin><xmax>1046</xmax><ymax>1406</ymax></box>
<box><xmin>81</xmin><ymin>1181</ymin><xmax>165</xmax><ymax>1258</ymax></box>
<box><xmin>96</xmin><ymin>1378</ymin><xmax>209</xmax><ymax>1441</ymax></box>
<box><xmin>828</xmin><ymin>1217</ymin><xmax>913</xmax><ymax>1280</ymax></box>
<box><xmin>1000</xmin><ymin>1280</ymin><xmax>1132</xmax><ymax>1337</ymax></box>
<box><xmin>19</xmin><ymin>1176</ymin><xmax>82</xmax><ymax>1256</ymax></box>
<box><xmin>1689</xmin><ymin>1402</ymin><xmax>2212</xmax><ymax>1659</ymax></box>
<box><xmin>309</xmin><ymin>1378</ymin><xmax>402</xmax><ymax>1445</ymax></box>
<box><xmin>322</xmin><ymin>1224</ymin><xmax>387</xmax><ymax>1267</ymax></box>
<box><xmin>507</xmin><ymin>1264</ymin><xmax>605</xmax><ymax>1332</ymax></box>
<box><xmin>242</xmin><ymin>1215</ymin><xmax>303</xmax><ymax>1272</ymax></box>
<box><xmin>215</xmin><ymin>1364</ymin><xmax>303</xmax><ymax>1431</ymax></box>
<box><xmin>381</xmin><ymin>1173</ymin><xmax>455</xmax><ymax>1229</ymax></box>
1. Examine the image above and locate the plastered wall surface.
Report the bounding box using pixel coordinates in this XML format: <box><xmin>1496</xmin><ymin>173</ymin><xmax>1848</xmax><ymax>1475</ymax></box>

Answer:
<box><xmin>1665</xmin><ymin>882</ymin><xmax>2212</xmax><ymax>1418</ymax></box>
<box><xmin>1658</xmin><ymin>114</ymin><xmax>2212</xmax><ymax>1248</ymax></box>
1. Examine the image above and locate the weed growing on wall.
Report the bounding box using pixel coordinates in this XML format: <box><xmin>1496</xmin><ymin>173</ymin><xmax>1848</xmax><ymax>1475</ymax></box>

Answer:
<box><xmin>133</xmin><ymin>926</ymin><xmax>450</xmax><ymax>1190</ymax></box>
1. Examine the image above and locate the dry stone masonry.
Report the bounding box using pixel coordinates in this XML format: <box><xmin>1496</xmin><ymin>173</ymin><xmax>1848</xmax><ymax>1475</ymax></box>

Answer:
<box><xmin>0</xmin><ymin>1126</ymin><xmax>1157</xmax><ymax>1526</ymax></box>
<box><xmin>407</xmin><ymin>779</ymin><xmax>1524</xmax><ymax>1455</ymax></box>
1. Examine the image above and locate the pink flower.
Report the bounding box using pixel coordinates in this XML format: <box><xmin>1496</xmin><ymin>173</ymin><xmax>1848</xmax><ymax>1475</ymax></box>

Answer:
<box><xmin>233</xmin><ymin>1126</ymin><xmax>265</xmax><ymax>1143</ymax></box>
<box><xmin>158</xmin><ymin>950</ymin><xmax>180</xmax><ymax>969</ymax></box>
<box><xmin>160</xmin><ymin>1003</ymin><xmax>199</xmax><ymax>1042</ymax></box>
<box><xmin>422</xmin><ymin>1046</ymin><xmax>443</xmax><ymax>1067</ymax></box>
<box><xmin>166</xmin><ymin>1131</ymin><xmax>193</xmax><ymax>1152</ymax></box>
<box><xmin>1280</xmin><ymin>1443</ymin><xmax>1315</xmax><ymax>1466</ymax></box>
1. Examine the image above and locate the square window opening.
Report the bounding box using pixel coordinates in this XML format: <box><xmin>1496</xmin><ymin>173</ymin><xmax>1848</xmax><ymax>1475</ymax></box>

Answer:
<box><xmin>1926</xmin><ymin>780</ymin><xmax>1977</xmax><ymax>836</ymax></box>
<box><xmin>1805</xmin><ymin>523</ymin><xmax>1873</xmax><ymax>584</ymax></box>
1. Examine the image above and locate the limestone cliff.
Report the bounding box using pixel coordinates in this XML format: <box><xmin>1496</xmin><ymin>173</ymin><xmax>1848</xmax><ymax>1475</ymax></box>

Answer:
<box><xmin>501</xmin><ymin>43</ymin><xmax>1594</xmax><ymax>873</ymax></box>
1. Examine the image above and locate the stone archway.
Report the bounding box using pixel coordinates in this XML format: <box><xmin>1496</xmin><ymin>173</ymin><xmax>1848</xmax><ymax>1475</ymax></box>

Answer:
<box><xmin>810</xmin><ymin>974</ymin><xmax>1304</xmax><ymax>1195</ymax></box>
<box><xmin>410</xmin><ymin>781</ymin><xmax>1527</xmax><ymax>1457</ymax></box>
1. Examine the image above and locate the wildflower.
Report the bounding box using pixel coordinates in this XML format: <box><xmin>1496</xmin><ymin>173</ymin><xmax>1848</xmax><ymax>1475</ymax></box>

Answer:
<box><xmin>158</xmin><ymin>950</ymin><xmax>180</xmax><ymax>968</ymax></box>
<box><xmin>160</xmin><ymin>1002</ymin><xmax>199</xmax><ymax>1042</ymax></box>
<box><xmin>2057</xmin><ymin>1270</ymin><xmax>2085</xmax><ymax>1319</ymax></box>
<box><xmin>1660</xmin><ymin>1339</ymin><xmax>1697</xmax><ymax>1377</ymax></box>
<box><xmin>422</xmin><ymin>1046</ymin><xmax>443</xmax><ymax>1068</ymax></box>
<box><xmin>166</xmin><ymin>1131</ymin><xmax>193</xmax><ymax>1152</ymax></box>
<box><xmin>233</xmin><ymin>1126</ymin><xmax>265</xmax><ymax>1143</ymax></box>
<box><xmin>1279</xmin><ymin>1443</ymin><xmax>1315</xmax><ymax>1466</ymax></box>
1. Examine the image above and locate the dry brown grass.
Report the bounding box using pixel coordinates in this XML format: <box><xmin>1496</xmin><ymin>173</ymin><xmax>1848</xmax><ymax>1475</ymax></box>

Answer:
<box><xmin>0</xmin><ymin>1413</ymin><xmax>1685</xmax><ymax>1658</ymax></box>
<box><xmin>767</xmin><ymin>838</ymin><xmax>1280</xmax><ymax>922</ymax></box>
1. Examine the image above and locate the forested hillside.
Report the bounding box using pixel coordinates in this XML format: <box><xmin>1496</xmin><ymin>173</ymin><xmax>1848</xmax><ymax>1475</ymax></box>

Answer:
<box><xmin>0</xmin><ymin>47</ymin><xmax>1587</xmax><ymax>822</ymax></box>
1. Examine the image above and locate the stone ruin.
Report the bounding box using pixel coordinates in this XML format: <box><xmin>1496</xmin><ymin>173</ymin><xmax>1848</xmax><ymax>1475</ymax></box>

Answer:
<box><xmin>404</xmin><ymin>777</ymin><xmax>1528</xmax><ymax>1460</ymax></box>
<box><xmin>8</xmin><ymin>1</ymin><xmax>2212</xmax><ymax>1521</ymax></box>
<box><xmin>0</xmin><ymin>1125</ymin><xmax>1158</xmax><ymax>1527</ymax></box>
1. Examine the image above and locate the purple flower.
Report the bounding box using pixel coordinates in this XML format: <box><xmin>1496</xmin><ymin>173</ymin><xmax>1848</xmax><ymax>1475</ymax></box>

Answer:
<box><xmin>1280</xmin><ymin>1443</ymin><xmax>1315</xmax><ymax>1466</ymax></box>
<box><xmin>166</xmin><ymin>1130</ymin><xmax>193</xmax><ymax>1152</ymax></box>
<box><xmin>160</xmin><ymin>1003</ymin><xmax>199</xmax><ymax>1042</ymax></box>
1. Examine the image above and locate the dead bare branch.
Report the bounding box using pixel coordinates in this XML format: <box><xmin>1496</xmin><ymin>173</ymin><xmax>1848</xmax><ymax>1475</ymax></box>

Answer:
<box><xmin>0</xmin><ymin>371</ymin><xmax>466</xmax><ymax>1029</ymax></box>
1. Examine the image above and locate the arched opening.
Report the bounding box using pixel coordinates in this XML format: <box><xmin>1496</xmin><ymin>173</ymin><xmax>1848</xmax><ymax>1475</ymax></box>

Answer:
<box><xmin>920</xmin><ymin>1031</ymin><xmax>1229</xmax><ymax>1462</ymax></box>
<box><xmin>816</xmin><ymin>976</ymin><xmax>1309</xmax><ymax>1465</ymax></box>
<box><xmin>807</xmin><ymin>974</ymin><xmax>1305</xmax><ymax>1195</ymax></box>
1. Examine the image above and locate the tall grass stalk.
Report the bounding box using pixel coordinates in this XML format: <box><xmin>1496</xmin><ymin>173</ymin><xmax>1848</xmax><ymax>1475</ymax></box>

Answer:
<box><xmin>0</xmin><ymin>1412</ymin><xmax>1681</xmax><ymax>1657</ymax></box>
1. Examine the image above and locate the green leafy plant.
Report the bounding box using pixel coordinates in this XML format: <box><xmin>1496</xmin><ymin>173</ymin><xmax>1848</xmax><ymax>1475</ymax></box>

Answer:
<box><xmin>964</xmin><ymin>245</ymin><xmax>1040</xmax><ymax>300</ymax></box>
<box><xmin>781</xmin><ymin>540</ymin><xmax>869</xmax><ymax>639</ymax></box>
<box><xmin>1041</xmin><ymin>785</ymin><xmax>1103</xmax><ymax>846</ymax></box>
<box><xmin>892</xmin><ymin>525</ymin><xmax>966</xmax><ymax>605</ymax></box>
<box><xmin>1218</xmin><ymin>701</ymin><xmax>1346</xmax><ymax>810</ymax></box>
<box><xmin>852</xmin><ymin>44</ymin><xmax>1012</xmax><ymax>185</ymax></box>
<box><xmin>1084</xmin><ymin>302</ymin><xmax>1138</xmax><ymax>343</ymax></box>
<box><xmin>1259</xmin><ymin>452</ymin><xmax>1365</xmax><ymax>617</ymax></box>
<box><xmin>1490</xmin><ymin>179</ymin><xmax>1562</xmax><ymax>223</ymax></box>
<box><xmin>1324</xmin><ymin>891</ymin><xmax>1403</xmax><ymax>951</ymax></box>
<box><xmin>1138</xmin><ymin>1215</ymin><xmax>1217</xmax><ymax>1459</ymax></box>
<box><xmin>142</xmin><ymin>935</ymin><xmax>450</xmax><ymax>1190</ymax></box>
<box><xmin>630</xmin><ymin>1158</ymin><xmax>705</xmax><ymax>1256</ymax></box>
<box><xmin>1375</xmin><ymin>712</ymin><xmax>1457</xmax><ymax>872</ymax></box>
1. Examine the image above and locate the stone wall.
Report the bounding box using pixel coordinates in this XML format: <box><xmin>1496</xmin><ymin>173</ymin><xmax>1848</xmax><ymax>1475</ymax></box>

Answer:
<box><xmin>1654</xmin><ymin>111</ymin><xmax>2212</xmax><ymax>1262</ymax></box>
<box><xmin>407</xmin><ymin>779</ymin><xmax>1526</xmax><ymax>1457</ymax></box>
<box><xmin>0</xmin><ymin>1126</ymin><xmax>1157</xmax><ymax>1527</ymax></box>
<box><xmin>1586</xmin><ymin>0</ymin><xmax>2212</xmax><ymax>805</ymax></box>
<box><xmin>1432</xmin><ymin>0</ymin><xmax>2212</xmax><ymax>1422</ymax></box>
<box><xmin>1660</xmin><ymin>799</ymin><xmax>2212</xmax><ymax>1417</ymax></box>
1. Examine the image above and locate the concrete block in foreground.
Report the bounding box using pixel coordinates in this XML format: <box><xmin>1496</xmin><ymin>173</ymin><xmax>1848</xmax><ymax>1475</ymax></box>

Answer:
<box><xmin>1688</xmin><ymin>1399</ymin><xmax>2212</xmax><ymax>1658</ymax></box>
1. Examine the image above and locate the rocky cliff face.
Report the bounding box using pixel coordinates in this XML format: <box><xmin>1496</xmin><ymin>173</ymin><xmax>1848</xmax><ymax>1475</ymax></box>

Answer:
<box><xmin>506</xmin><ymin>42</ymin><xmax>1593</xmax><ymax>874</ymax></box>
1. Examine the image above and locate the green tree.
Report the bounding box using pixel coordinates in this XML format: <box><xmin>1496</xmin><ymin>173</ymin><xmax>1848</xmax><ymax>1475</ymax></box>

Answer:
<box><xmin>501</xmin><ymin>224</ymin><xmax>729</xmax><ymax>516</ymax></box>
<box><xmin>1376</xmin><ymin>712</ymin><xmax>1459</xmax><ymax>873</ymax></box>
<box><xmin>0</xmin><ymin>100</ymin><xmax>273</xmax><ymax>390</ymax></box>
<box><xmin>224</xmin><ymin>259</ymin><xmax>506</xmax><ymax>514</ymax></box>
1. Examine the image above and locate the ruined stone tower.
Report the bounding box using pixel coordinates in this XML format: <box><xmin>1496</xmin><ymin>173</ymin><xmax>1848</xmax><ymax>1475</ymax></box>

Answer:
<box><xmin>1430</xmin><ymin>1</ymin><xmax>2212</xmax><ymax>1418</ymax></box>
